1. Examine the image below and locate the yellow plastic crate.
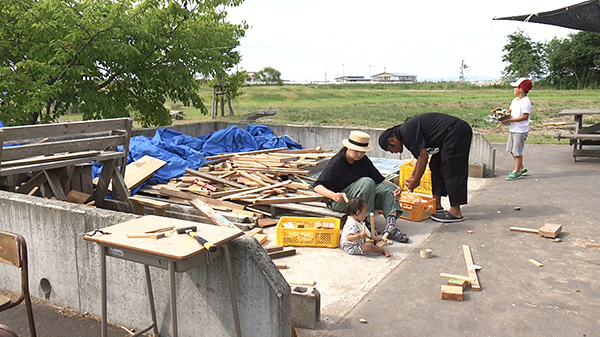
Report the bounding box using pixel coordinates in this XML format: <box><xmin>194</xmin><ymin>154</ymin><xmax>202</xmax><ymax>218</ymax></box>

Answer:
<box><xmin>399</xmin><ymin>194</ymin><xmax>436</xmax><ymax>222</ymax></box>
<box><xmin>276</xmin><ymin>217</ymin><xmax>340</xmax><ymax>248</ymax></box>
<box><xmin>399</xmin><ymin>162</ymin><xmax>432</xmax><ymax>195</ymax></box>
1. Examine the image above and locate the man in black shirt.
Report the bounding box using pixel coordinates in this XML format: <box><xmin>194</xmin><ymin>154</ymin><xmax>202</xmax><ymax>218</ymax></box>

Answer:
<box><xmin>314</xmin><ymin>130</ymin><xmax>408</xmax><ymax>243</ymax></box>
<box><xmin>379</xmin><ymin>113</ymin><xmax>472</xmax><ymax>223</ymax></box>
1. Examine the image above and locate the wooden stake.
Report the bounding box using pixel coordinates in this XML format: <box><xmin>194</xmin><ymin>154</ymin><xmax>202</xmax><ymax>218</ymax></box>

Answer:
<box><xmin>462</xmin><ymin>245</ymin><xmax>481</xmax><ymax>291</ymax></box>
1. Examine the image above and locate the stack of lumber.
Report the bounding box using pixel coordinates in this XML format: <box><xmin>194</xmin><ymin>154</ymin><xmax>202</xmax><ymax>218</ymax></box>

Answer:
<box><xmin>129</xmin><ymin>147</ymin><xmax>336</xmax><ymax>230</ymax></box>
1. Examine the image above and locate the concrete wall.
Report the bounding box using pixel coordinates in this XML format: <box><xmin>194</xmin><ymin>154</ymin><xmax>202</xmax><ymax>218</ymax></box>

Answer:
<box><xmin>0</xmin><ymin>191</ymin><xmax>291</xmax><ymax>337</ymax></box>
<box><xmin>134</xmin><ymin>122</ymin><xmax>496</xmax><ymax>177</ymax></box>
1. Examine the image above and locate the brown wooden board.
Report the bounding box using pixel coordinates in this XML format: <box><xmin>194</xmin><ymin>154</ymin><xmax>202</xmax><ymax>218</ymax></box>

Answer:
<box><xmin>83</xmin><ymin>215</ymin><xmax>243</xmax><ymax>260</ymax></box>
<box><xmin>441</xmin><ymin>285</ymin><xmax>463</xmax><ymax>301</ymax></box>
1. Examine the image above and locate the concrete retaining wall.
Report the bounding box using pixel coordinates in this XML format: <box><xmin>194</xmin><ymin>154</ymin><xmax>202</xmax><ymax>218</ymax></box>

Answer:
<box><xmin>134</xmin><ymin>122</ymin><xmax>496</xmax><ymax>177</ymax></box>
<box><xmin>0</xmin><ymin>191</ymin><xmax>291</xmax><ymax>337</ymax></box>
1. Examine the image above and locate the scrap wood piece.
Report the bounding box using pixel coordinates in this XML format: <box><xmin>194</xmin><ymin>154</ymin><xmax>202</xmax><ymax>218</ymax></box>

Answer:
<box><xmin>245</xmin><ymin>228</ymin><xmax>263</xmax><ymax>237</ymax></box>
<box><xmin>251</xmin><ymin>195</ymin><xmax>324</xmax><ymax>205</ymax></box>
<box><xmin>439</xmin><ymin>273</ymin><xmax>474</xmax><ymax>283</ymax></box>
<box><xmin>64</xmin><ymin>190</ymin><xmax>91</xmax><ymax>204</ymax></box>
<box><xmin>528</xmin><ymin>259</ymin><xmax>544</xmax><ymax>267</ymax></box>
<box><xmin>509</xmin><ymin>223</ymin><xmax>562</xmax><ymax>238</ymax></box>
<box><xmin>253</xmin><ymin>233</ymin><xmax>268</xmax><ymax>244</ymax></box>
<box><xmin>110</xmin><ymin>155</ymin><xmax>166</xmax><ymax>192</ymax></box>
<box><xmin>441</xmin><ymin>285</ymin><xmax>463</xmax><ymax>301</ymax></box>
<box><xmin>257</xmin><ymin>218</ymin><xmax>278</xmax><ymax>228</ymax></box>
<box><xmin>584</xmin><ymin>242</ymin><xmax>600</xmax><ymax>248</ymax></box>
<box><xmin>219</xmin><ymin>180</ymin><xmax>292</xmax><ymax>200</ymax></box>
<box><xmin>268</xmin><ymin>247</ymin><xmax>296</xmax><ymax>259</ymax></box>
<box><xmin>159</xmin><ymin>187</ymin><xmax>245</xmax><ymax>210</ymax></box>
<box><xmin>189</xmin><ymin>198</ymin><xmax>239</xmax><ymax>230</ymax></box>
<box><xmin>462</xmin><ymin>245</ymin><xmax>481</xmax><ymax>291</ymax></box>
<box><xmin>185</xmin><ymin>168</ymin><xmax>247</xmax><ymax>189</ymax></box>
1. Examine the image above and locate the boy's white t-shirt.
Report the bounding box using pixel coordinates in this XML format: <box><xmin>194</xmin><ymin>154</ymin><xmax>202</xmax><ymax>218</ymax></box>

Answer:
<box><xmin>509</xmin><ymin>96</ymin><xmax>531</xmax><ymax>133</ymax></box>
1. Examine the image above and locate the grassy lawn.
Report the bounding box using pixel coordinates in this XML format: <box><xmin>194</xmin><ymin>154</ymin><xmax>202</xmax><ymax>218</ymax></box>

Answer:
<box><xmin>61</xmin><ymin>84</ymin><xmax>600</xmax><ymax>144</ymax></box>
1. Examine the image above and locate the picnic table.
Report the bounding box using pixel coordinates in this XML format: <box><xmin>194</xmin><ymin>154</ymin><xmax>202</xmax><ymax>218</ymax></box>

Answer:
<box><xmin>555</xmin><ymin>109</ymin><xmax>600</xmax><ymax>162</ymax></box>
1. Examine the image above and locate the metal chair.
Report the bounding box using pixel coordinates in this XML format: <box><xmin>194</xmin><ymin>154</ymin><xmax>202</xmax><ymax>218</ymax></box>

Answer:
<box><xmin>0</xmin><ymin>231</ymin><xmax>37</xmax><ymax>337</ymax></box>
<box><xmin>0</xmin><ymin>324</ymin><xmax>19</xmax><ymax>337</ymax></box>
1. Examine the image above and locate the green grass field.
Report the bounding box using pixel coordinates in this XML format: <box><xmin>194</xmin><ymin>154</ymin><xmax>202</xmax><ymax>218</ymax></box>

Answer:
<box><xmin>63</xmin><ymin>83</ymin><xmax>600</xmax><ymax>144</ymax></box>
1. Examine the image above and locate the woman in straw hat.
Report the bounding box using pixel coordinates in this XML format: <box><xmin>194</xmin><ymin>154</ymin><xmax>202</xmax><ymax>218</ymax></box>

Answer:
<box><xmin>313</xmin><ymin>130</ymin><xmax>409</xmax><ymax>243</ymax></box>
<box><xmin>378</xmin><ymin>113</ymin><xmax>472</xmax><ymax>223</ymax></box>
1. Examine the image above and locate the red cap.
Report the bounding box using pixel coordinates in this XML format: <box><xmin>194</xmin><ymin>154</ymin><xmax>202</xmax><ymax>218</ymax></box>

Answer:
<box><xmin>510</xmin><ymin>78</ymin><xmax>533</xmax><ymax>92</ymax></box>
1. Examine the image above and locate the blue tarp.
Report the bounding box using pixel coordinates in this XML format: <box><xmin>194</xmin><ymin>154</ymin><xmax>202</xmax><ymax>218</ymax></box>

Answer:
<box><xmin>93</xmin><ymin>124</ymin><xmax>303</xmax><ymax>192</ymax></box>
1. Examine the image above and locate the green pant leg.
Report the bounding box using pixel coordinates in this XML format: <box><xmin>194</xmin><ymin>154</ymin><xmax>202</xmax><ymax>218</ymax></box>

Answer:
<box><xmin>374</xmin><ymin>181</ymin><xmax>402</xmax><ymax>217</ymax></box>
<box><xmin>330</xmin><ymin>177</ymin><xmax>376</xmax><ymax>213</ymax></box>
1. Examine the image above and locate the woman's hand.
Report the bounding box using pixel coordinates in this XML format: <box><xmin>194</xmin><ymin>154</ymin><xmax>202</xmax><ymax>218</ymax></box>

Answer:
<box><xmin>331</xmin><ymin>192</ymin><xmax>348</xmax><ymax>203</ymax></box>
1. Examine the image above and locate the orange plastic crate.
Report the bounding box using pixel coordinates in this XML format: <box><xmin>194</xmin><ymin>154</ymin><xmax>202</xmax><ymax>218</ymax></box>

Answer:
<box><xmin>399</xmin><ymin>194</ymin><xmax>435</xmax><ymax>222</ymax></box>
<box><xmin>276</xmin><ymin>217</ymin><xmax>340</xmax><ymax>248</ymax></box>
<box><xmin>399</xmin><ymin>162</ymin><xmax>432</xmax><ymax>195</ymax></box>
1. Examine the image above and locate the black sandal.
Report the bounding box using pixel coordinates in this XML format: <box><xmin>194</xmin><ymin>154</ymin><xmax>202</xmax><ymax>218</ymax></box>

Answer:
<box><xmin>388</xmin><ymin>228</ymin><xmax>409</xmax><ymax>243</ymax></box>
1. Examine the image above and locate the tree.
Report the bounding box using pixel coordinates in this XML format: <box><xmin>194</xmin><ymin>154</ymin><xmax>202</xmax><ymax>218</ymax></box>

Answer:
<box><xmin>459</xmin><ymin>60</ymin><xmax>468</xmax><ymax>90</ymax></box>
<box><xmin>256</xmin><ymin>67</ymin><xmax>283</xmax><ymax>85</ymax></box>
<box><xmin>547</xmin><ymin>32</ymin><xmax>600</xmax><ymax>89</ymax></box>
<box><xmin>501</xmin><ymin>30</ymin><xmax>546</xmax><ymax>81</ymax></box>
<box><xmin>0</xmin><ymin>0</ymin><xmax>247</xmax><ymax>126</ymax></box>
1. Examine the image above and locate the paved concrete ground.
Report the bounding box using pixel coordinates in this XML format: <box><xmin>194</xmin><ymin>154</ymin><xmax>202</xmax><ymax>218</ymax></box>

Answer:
<box><xmin>1</xmin><ymin>144</ymin><xmax>599</xmax><ymax>337</ymax></box>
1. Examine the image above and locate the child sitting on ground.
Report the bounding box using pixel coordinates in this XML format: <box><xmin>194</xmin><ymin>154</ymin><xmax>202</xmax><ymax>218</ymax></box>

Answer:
<box><xmin>340</xmin><ymin>198</ymin><xmax>391</xmax><ymax>257</ymax></box>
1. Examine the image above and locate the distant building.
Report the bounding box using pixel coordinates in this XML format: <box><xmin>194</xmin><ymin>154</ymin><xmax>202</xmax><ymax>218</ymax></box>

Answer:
<box><xmin>371</xmin><ymin>72</ymin><xmax>417</xmax><ymax>83</ymax></box>
<box><xmin>334</xmin><ymin>76</ymin><xmax>371</xmax><ymax>83</ymax></box>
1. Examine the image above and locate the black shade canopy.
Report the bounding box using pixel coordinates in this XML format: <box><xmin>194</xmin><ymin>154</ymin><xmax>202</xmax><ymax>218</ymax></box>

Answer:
<box><xmin>494</xmin><ymin>0</ymin><xmax>600</xmax><ymax>33</ymax></box>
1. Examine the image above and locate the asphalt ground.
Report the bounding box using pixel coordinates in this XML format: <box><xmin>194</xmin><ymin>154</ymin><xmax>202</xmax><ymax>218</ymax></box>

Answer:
<box><xmin>318</xmin><ymin>144</ymin><xmax>600</xmax><ymax>337</ymax></box>
<box><xmin>1</xmin><ymin>143</ymin><xmax>599</xmax><ymax>337</ymax></box>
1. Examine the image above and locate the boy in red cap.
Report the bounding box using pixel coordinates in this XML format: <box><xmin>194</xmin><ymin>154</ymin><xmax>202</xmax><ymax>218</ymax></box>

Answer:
<box><xmin>499</xmin><ymin>78</ymin><xmax>533</xmax><ymax>180</ymax></box>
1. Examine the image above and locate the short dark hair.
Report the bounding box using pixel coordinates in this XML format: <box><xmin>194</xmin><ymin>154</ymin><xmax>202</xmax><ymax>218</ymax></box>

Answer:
<box><xmin>345</xmin><ymin>197</ymin><xmax>367</xmax><ymax>216</ymax></box>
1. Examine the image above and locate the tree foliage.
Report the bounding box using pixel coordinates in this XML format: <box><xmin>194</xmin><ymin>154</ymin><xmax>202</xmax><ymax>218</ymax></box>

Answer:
<box><xmin>501</xmin><ymin>30</ymin><xmax>546</xmax><ymax>81</ymax></box>
<box><xmin>547</xmin><ymin>32</ymin><xmax>600</xmax><ymax>89</ymax></box>
<box><xmin>256</xmin><ymin>67</ymin><xmax>283</xmax><ymax>86</ymax></box>
<box><xmin>0</xmin><ymin>0</ymin><xmax>247</xmax><ymax>126</ymax></box>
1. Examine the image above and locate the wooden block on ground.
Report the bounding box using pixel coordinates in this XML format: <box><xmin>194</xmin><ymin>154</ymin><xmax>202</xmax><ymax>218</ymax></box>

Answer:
<box><xmin>528</xmin><ymin>259</ymin><xmax>544</xmax><ymax>267</ymax></box>
<box><xmin>258</xmin><ymin>218</ymin><xmax>279</xmax><ymax>228</ymax></box>
<box><xmin>441</xmin><ymin>285</ymin><xmax>463</xmax><ymax>301</ymax></box>
<box><xmin>268</xmin><ymin>247</ymin><xmax>296</xmax><ymax>259</ymax></box>
<box><xmin>448</xmin><ymin>279</ymin><xmax>468</xmax><ymax>290</ymax></box>
<box><xmin>538</xmin><ymin>223</ymin><xmax>562</xmax><ymax>238</ymax></box>
<box><xmin>265</xmin><ymin>245</ymin><xmax>283</xmax><ymax>253</ymax></box>
<box><xmin>253</xmin><ymin>233</ymin><xmax>268</xmax><ymax>244</ymax></box>
<box><xmin>245</xmin><ymin>228</ymin><xmax>263</xmax><ymax>237</ymax></box>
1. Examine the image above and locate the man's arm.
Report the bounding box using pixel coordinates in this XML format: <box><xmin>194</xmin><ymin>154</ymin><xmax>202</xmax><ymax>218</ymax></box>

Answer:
<box><xmin>405</xmin><ymin>148</ymin><xmax>428</xmax><ymax>191</ymax></box>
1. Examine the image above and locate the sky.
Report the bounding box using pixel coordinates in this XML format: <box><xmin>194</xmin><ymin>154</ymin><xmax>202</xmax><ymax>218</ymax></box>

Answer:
<box><xmin>225</xmin><ymin>0</ymin><xmax>580</xmax><ymax>83</ymax></box>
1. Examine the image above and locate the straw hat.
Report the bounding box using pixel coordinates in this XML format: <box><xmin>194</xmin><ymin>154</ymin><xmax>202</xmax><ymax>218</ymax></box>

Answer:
<box><xmin>342</xmin><ymin>130</ymin><xmax>373</xmax><ymax>152</ymax></box>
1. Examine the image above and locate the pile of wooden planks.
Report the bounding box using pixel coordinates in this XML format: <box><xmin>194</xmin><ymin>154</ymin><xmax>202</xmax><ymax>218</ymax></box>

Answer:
<box><xmin>130</xmin><ymin>147</ymin><xmax>337</xmax><ymax>230</ymax></box>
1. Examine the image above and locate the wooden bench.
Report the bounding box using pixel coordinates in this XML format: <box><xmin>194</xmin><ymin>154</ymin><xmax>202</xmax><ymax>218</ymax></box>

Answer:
<box><xmin>0</xmin><ymin>118</ymin><xmax>132</xmax><ymax>205</ymax></box>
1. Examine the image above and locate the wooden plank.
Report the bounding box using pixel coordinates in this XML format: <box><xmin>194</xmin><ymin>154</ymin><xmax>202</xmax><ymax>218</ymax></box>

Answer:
<box><xmin>0</xmin><ymin>150</ymin><xmax>101</xmax><ymax>167</ymax></box>
<box><xmin>109</xmin><ymin>155</ymin><xmax>166</xmax><ymax>192</ymax></box>
<box><xmin>257</xmin><ymin>218</ymin><xmax>279</xmax><ymax>228</ymax></box>
<box><xmin>219</xmin><ymin>180</ymin><xmax>292</xmax><ymax>200</ymax></box>
<box><xmin>253</xmin><ymin>233</ymin><xmax>268</xmax><ymax>244</ymax></box>
<box><xmin>462</xmin><ymin>245</ymin><xmax>481</xmax><ymax>291</ymax></box>
<box><xmin>44</xmin><ymin>170</ymin><xmax>66</xmax><ymax>200</ymax></box>
<box><xmin>509</xmin><ymin>226</ymin><xmax>539</xmax><ymax>234</ymax></box>
<box><xmin>64</xmin><ymin>190</ymin><xmax>91</xmax><ymax>204</ymax></box>
<box><xmin>251</xmin><ymin>195</ymin><xmax>323</xmax><ymax>205</ymax></box>
<box><xmin>0</xmin><ymin>151</ymin><xmax>124</xmax><ymax>177</ymax></box>
<box><xmin>159</xmin><ymin>187</ymin><xmax>245</xmax><ymax>210</ymax></box>
<box><xmin>245</xmin><ymin>228</ymin><xmax>263</xmax><ymax>237</ymax></box>
<box><xmin>268</xmin><ymin>247</ymin><xmax>296</xmax><ymax>259</ymax></box>
<box><xmin>189</xmin><ymin>198</ymin><xmax>238</xmax><ymax>229</ymax></box>
<box><xmin>0</xmin><ymin>117</ymin><xmax>131</xmax><ymax>142</ymax></box>
<box><xmin>185</xmin><ymin>168</ymin><xmax>247</xmax><ymax>189</ymax></box>
<box><xmin>439</xmin><ymin>273</ymin><xmax>474</xmax><ymax>283</ymax></box>
<box><xmin>2</xmin><ymin>135</ymin><xmax>126</xmax><ymax>161</ymax></box>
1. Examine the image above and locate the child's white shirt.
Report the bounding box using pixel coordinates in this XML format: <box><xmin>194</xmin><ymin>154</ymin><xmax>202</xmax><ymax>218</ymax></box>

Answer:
<box><xmin>509</xmin><ymin>96</ymin><xmax>531</xmax><ymax>133</ymax></box>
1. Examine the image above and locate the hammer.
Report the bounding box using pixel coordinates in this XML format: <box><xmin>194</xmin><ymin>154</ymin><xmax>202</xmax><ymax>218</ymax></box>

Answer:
<box><xmin>176</xmin><ymin>226</ymin><xmax>217</xmax><ymax>252</ymax></box>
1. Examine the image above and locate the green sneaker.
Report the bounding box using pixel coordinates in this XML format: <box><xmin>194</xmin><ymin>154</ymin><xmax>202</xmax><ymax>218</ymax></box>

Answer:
<box><xmin>506</xmin><ymin>171</ymin><xmax>523</xmax><ymax>180</ymax></box>
<box><xmin>520</xmin><ymin>167</ymin><xmax>529</xmax><ymax>176</ymax></box>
